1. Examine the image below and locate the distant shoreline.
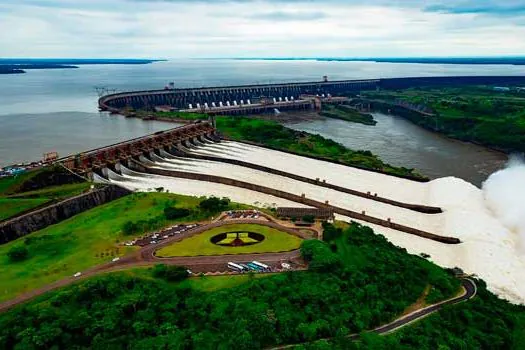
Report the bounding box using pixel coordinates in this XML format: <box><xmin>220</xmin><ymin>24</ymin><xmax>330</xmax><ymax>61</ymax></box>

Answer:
<box><xmin>0</xmin><ymin>58</ymin><xmax>165</xmax><ymax>75</ymax></box>
<box><xmin>229</xmin><ymin>57</ymin><xmax>525</xmax><ymax>65</ymax></box>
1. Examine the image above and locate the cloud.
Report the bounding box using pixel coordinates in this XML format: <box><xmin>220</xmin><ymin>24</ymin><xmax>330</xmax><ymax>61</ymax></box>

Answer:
<box><xmin>426</xmin><ymin>3</ymin><xmax>525</xmax><ymax>16</ymax></box>
<box><xmin>249</xmin><ymin>10</ymin><xmax>327</xmax><ymax>21</ymax></box>
<box><xmin>0</xmin><ymin>0</ymin><xmax>524</xmax><ymax>58</ymax></box>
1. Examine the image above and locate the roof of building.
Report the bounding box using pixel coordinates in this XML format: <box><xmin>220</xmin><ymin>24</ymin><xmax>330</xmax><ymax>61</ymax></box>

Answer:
<box><xmin>276</xmin><ymin>207</ymin><xmax>334</xmax><ymax>219</ymax></box>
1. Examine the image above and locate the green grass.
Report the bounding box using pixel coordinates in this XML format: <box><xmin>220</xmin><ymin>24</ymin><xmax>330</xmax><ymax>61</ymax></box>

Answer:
<box><xmin>321</xmin><ymin>104</ymin><xmax>377</xmax><ymax>126</ymax></box>
<box><xmin>8</xmin><ymin>182</ymin><xmax>91</xmax><ymax>200</ymax></box>
<box><xmin>156</xmin><ymin>223</ymin><xmax>303</xmax><ymax>257</ymax></box>
<box><xmin>0</xmin><ymin>192</ymin><xmax>246</xmax><ymax>303</ymax></box>
<box><xmin>0</xmin><ymin>170</ymin><xmax>41</xmax><ymax>195</ymax></box>
<box><xmin>97</xmin><ymin>266</ymin><xmax>268</xmax><ymax>292</ymax></box>
<box><xmin>217</xmin><ymin>232</ymin><xmax>258</xmax><ymax>244</ymax></box>
<box><xmin>185</xmin><ymin>274</ymin><xmax>268</xmax><ymax>291</ymax></box>
<box><xmin>0</xmin><ymin>198</ymin><xmax>50</xmax><ymax>221</ymax></box>
<box><xmin>0</xmin><ymin>168</ymin><xmax>92</xmax><ymax>221</ymax></box>
<box><xmin>131</xmin><ymin>110</ymin><xmax>208</xmax><ymax>121</ymax></box>
<box><xmin>216</xmin><ymin>117</ymin><xmax>425</xmax><ymax>179</ymax></box>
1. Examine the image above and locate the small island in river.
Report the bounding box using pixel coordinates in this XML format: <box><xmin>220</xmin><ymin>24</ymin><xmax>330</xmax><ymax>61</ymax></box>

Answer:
<box><xmin>0</xmin><ymin>58</ymin><xmax>164</xmax><ymax>74</ymax></box>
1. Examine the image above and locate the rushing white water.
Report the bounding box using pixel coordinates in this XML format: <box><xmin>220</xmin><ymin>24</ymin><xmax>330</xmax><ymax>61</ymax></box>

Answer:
<box><xmin>189</xmin><ymin>141</ymin><xmax>431</xmax><ymax>205</ymax></box>
<box><xmin>150</xmin><ymin>153</ymin><xmax>445</xmax><ymax>234</ymax></box>
<box><xmin>110</xmin><ymin>164</ymin><xmax>310</xmax><ymax>210</ymax></box>
<box><xmin>102</xmin><ymin>142</ymin><xmax>525</xmax><ymax>304</ymax></box>
<box><xmin>483</xmin><ymin>157</ymin><xmax>525</xmax><ymax>252</ymax></box>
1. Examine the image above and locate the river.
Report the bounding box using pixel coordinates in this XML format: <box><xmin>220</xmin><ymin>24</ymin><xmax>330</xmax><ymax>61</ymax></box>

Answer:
<box><xmin>0</xmin><ymin>59</ymin><xmax>520</xmax><ymax>183</ymax></box>
<box><xmin>284</xmin><ymin>114</ymin><xmax>507</xmax><ymax>187</ymax></box>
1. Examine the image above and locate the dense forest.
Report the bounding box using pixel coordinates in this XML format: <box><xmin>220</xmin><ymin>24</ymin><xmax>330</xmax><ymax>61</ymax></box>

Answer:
<box><xmin>0</xmin><ymin>222</ymin><xmax>464</xmax><ymax>349</ymax></box>
<box><xmin>216</xmin><ymin>117</ymin><xmax>424</xmax><ymax>179</ymax></box>
<box><xmin>362</xmin><ymin>86</ymin><xmax>525</xmax><ymax>153</ymax></box>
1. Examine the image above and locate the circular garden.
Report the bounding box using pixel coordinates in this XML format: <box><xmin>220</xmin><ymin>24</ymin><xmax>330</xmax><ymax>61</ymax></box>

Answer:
<box><xmin>155</xmin><ymin>223</ymin><xmax>302</xmax><ymax>257</ymax></box>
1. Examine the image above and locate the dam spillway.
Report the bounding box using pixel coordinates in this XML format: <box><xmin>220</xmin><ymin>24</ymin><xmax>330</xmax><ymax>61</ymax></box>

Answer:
<box><xmin>94</xmin><ymin>136</ymin><xmax>525</xmax><ymax>305</ymax></box>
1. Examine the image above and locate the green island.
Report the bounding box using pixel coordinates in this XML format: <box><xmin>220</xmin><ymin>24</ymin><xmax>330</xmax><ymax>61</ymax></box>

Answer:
<box><xmin>0</xmin><ymin>167</ymin><xmax>91</xmax><ymax>221</ymax></box>
<box><xmin>156</xmin><ymin>223</ymin><xmax>303</xmax><ymax>257</ymax></box>
<box><xmin>361</xmin><ymin>86</ymin><xmax>525</xmax><ymax>153</ymax></box>
<box><xmin>216</xmin><ymin>117</ymin><xmax>424</xmax><ymax>179</ymax></box>
<box><xmin>123</xmin><ymin>109</ymin><xmax>208</xmax><ymax>121</ymax></box>
<box><xmin>321</xmin><ymin>104</ymin><xmax>377</xmax><ymax>126</ymax></box>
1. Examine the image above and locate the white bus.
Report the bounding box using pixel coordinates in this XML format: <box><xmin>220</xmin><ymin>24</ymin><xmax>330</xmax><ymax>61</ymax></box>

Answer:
<box><xmin>252</xmin><ymin>261</ymin><xmax>269</xmax><ymax>271</ymax></box>
<box><xmin>227</xmin><ymin>262</ymin><xmax>245</xmax><ymax>272</ymax></box>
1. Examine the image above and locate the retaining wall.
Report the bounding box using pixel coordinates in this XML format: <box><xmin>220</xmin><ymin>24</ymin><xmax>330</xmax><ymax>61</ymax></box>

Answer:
<box><xmin>0</xmin><ymin>185</ymin><xmax>131</xmax><ymax>244</ymax></box>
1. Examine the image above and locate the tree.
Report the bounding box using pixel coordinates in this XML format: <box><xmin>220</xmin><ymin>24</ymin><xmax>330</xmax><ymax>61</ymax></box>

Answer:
<box><xmin>164</xmin><ymin>207</ymin><xmax>190</xmax><ymax>220</ymax></box>
<box><xmin>199</xmin><ymin>197</ymin><xmax>230</xmax><ymax>212</ymax></box>
<box><xmin>7</xmin><ymin>245</ymin><xmax>29</xmax><ymax>262</ymax></box>
<box><xmin>302</xmin><ymin>215</ymin><xmax>315</xmax><ymax>223</ymax></box>
<box><xmin>122</xmin><ymin>221</ymin><xmax>136</xmax><ymax>235</ymax></box>
<box><xmin>152</xmin><ymin>264</ymin><xmax>189</xmax><ymax>282</ymax></box>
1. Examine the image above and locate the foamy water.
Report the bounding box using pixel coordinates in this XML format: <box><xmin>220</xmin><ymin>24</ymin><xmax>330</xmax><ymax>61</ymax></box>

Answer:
<box><xmin>102</xmin><ymin>142</ymin><xmax>525</xmax><ymax>304</ymax></box>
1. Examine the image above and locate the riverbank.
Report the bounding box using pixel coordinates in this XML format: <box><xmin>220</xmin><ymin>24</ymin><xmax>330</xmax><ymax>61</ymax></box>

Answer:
<box><xmin>320</xmin><ymin>104</ymin><xmax>377</xmax><ymax>126</ymax></box>
<box><xmin>216</xmin><ymin>117</ymin><xmax>426</xmax><ymax>180</ymax></box>
<box><xmin>361</xmin><ymin>86</ymin><xmax>525</xmax><ymax>154</ymax></box>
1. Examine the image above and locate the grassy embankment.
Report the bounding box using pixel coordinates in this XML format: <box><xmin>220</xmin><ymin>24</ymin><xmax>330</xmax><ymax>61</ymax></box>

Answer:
<box><xmin>0</xmin><ymin>192</ymin><xmax>248</xmax><ymax>302</ymax></box>
<box><xmin>362</xmin><ymin>86</ymin><xmax>525</xmax><ymax>153</ymax></box>
<box><xmin>321</xmin><ymin>104</ymin><xmax>377</xmax><ymax>126</ymax></box>
<box><xmin>0</xmin><ymin>168</ymin><xmax>91</xmax><ymax>221</ymax></box>
<box><xmin>156</xmin><ymin>223</ymin><xmax>303</xmax><ymax>257</ymax></box>
<box><xmin>0</xmin><ymin>222</ymin><xmax>474</xmax><ymax>349</ymax></box>
<box><xmin>124</xmin><ymin>109</ymin><xmax>208</xmax><ymax>121</ymax></box>
<box><xmin>216</xmin><ymin>116</ymin><xmax>425</xmax><ymax>179</ymax></box>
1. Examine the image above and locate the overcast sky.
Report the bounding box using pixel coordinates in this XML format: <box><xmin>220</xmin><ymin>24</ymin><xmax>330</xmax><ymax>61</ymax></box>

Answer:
<box><xmin>1</xmin><ymin>0</ymin><xmax>525</xmax><ymax>58</ymax></box>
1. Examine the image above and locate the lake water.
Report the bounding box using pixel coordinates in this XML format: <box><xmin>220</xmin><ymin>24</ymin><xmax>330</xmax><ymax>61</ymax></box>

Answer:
<box><xmin>0</xmin><ymin>59</ymin><xmax>521</xmax><ymax>182</ymax></box>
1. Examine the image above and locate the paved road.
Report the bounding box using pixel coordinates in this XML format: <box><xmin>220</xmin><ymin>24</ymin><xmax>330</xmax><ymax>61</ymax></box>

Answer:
<box><xmin>270</xmin><ymin>278</ymin><xmax>477</xmax><ymax>349</ymax></box>
<box><xmin>0</xmin><ymin>219</ymin><xmax>308</xmax><ymax>313</ymax></box>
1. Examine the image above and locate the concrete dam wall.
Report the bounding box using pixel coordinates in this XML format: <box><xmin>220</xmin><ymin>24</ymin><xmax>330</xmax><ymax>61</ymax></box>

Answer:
<box><xmin>98</xmin><ymin>76</ymin><xmax>525</xmax><ymax>112</ymax></box>
<box><xmin>0</xmin><ymin>185</ymin><xmax>131</xmax><ymax>244</ymax></box>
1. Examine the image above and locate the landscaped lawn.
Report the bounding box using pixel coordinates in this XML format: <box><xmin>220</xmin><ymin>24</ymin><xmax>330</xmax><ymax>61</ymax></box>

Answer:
<box><xmin>0</xmin><ymin>198</ymin><xmax>50</xmax><ymax>221</ymax></box>
<box><xmin>0</xmin><ymin>192</ymin><xmax>236</xmax><ymax>303</ymax></box>
<box><xmin>156</xmin><ymin>223</ymin><xmax>303</xmax><ymax>257</ymax></box>
<box><xmin>0</xmin><ymin>168</ymin><xmax>92</xmax><ymax>221</ymax></box>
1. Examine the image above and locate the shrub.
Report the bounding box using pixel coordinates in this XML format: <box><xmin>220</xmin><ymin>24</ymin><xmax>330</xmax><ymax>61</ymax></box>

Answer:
<box><xmin>164</xmin><ymin>207</ymin><xmax>190</xmax><ymax>220</ymax></box>
<box><xmin>199</xmin><ymin>197</ymin><xmax>230</xmax><ymax>212</ymax></box>
<box><xmin>300</xmin><ymin>240</ymin><xmax>341</xmax><ymax>272</ymax></box>
<box><xmin>152</xmin><ymin>264</ymin><xmax>189</xmax><ymax>282</ymax></box>
<box><xmin>302</xmin><ymin>215</ymin><xmax>315</xmax><ymax>223</ymax></box>
<box><xmin>122</xmin><ymin>221</ymin><xmax>136</xmax><ymax>235</ymax></box>
<box><xmin>7</xmin><ymin>246</ymin><xmax>29</xmax><ymax>262</ymax></box>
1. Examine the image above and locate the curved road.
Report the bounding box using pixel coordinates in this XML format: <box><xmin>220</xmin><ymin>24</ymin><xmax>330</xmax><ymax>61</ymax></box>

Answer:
<box><xmin>270</xmin><ymin>278</ymin><xmax>477</xmax><ymax>349</ymax></box>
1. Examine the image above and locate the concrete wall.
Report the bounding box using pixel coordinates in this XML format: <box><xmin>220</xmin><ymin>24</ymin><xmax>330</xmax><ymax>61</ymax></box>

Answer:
<box><xmin>0</xmin><ymin>185</ymin><xmax>131</xmax><ymax>245</ymax></box>
<box><xmin>130</xmin><ymin>161</ymin><xmax>460</xmax><ymax>244</ymax></box>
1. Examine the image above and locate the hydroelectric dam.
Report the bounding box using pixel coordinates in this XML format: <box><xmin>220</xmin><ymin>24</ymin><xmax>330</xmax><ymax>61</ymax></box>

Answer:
<box><xmin>98</xmin><ymin>75</ymin><xmax>525</xmax><ymax>115</ymax></box>
<box><xmin>56</xmin><ymin>74</ymin><xmax>525</xmax><ymax>303</ymax></box>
